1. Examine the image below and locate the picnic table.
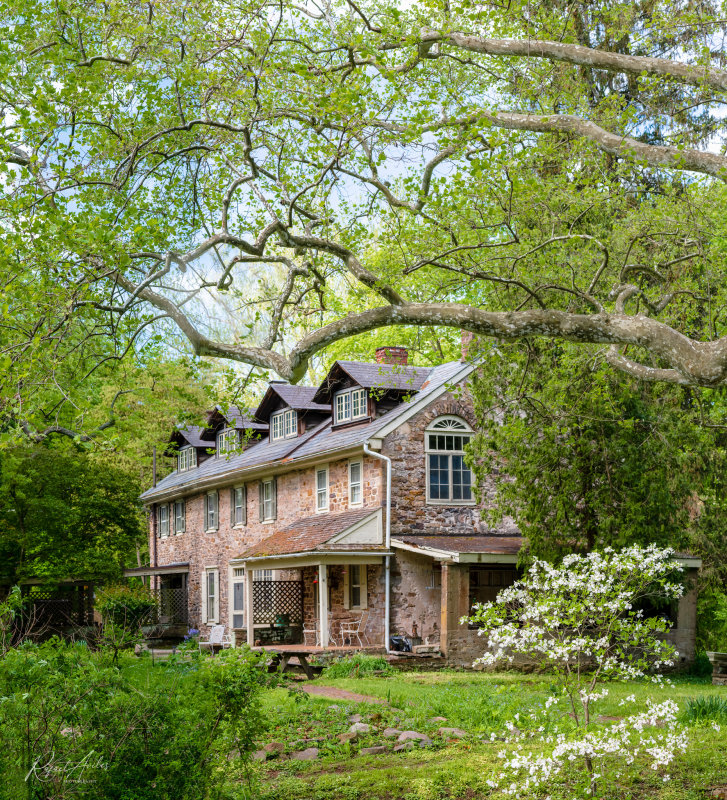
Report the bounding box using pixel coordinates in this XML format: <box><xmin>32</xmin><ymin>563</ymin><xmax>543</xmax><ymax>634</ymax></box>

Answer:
<box><xmin>264</xmin><ymin>647</ymin><xmax>316</xmax><ymax>680</ymax></box>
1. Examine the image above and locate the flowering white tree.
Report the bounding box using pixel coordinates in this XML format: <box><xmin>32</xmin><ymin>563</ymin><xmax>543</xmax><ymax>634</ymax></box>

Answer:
<box><xmin>466</xmin><ymin>545</ymin><xmax>689</xmax><ymax>797</ymax></box>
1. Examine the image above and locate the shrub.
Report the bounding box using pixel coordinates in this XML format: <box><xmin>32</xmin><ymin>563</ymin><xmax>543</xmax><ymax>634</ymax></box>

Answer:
<box><xmin>324</xmin><ymin>653</ymin><xmax>393</xmax><ymax>679</ymax></box>
<box><xmin>95</xmin><ymin>583</ymin><xmax>156</xmax><ymax>627</ymax></box>
<box><xmin>0</xmin><ymin>640</ymin><xmax>271</xmax><ymax>799</ymax></box>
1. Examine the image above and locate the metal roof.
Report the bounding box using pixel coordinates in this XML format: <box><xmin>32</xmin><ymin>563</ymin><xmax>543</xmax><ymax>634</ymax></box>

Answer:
<box><xmin>140</xmin><ymin>360</ymin><xmax>468</xmax><ymax>503</ymax></box>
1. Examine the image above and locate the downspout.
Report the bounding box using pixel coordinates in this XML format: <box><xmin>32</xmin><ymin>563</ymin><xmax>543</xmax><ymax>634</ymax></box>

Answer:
<box><xmin>363</xmin><ymin>441</ymin><xmax>391</xmax><ymax>654</ymax></box>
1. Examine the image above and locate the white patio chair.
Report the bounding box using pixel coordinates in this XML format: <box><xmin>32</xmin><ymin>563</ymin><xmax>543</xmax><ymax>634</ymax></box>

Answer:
<box><xmin>303</xmin><ymin>620</ymin><xmax>320</xmax><ymax>646</ymax></box>
<box><xmin>339</xmin><ymin>613</ymin><xmax>367</xmax><ymax>648</ymax></box>
<box><xmin>198</xmin><ymin>624</ymin><xmax>232</xmax><ymax>654</ymax></box>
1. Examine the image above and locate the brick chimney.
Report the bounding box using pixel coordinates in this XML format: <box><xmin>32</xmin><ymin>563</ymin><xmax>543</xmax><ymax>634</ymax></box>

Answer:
<box><xmin>461</xmin><ymin>331</ymin><xmax>475</xmax><ymax>362</ymax></box>
<box><xmin>375</xmin><ymin>346</ymin><xmax>409</xmax><ymax>366</ymax></box>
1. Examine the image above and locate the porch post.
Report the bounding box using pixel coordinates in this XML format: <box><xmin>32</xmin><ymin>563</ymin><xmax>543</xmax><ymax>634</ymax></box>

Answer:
<box><xmin>440</xmin><ymin>562</ymin><xmax>469</xmax><ymax>659</ymax></box>
<box><xmin>318</xmin><ymin>563</ymin><xmax>329</xmax><ymax>647</ymax></box>
<box><xmin>246</xmin><ymin>567</ymin><xmax>255</xmax><ymax>646</ymax></box>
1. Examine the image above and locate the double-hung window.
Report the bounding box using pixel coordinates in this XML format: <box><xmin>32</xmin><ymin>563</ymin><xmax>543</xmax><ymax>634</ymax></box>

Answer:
<box><xmin>271</xmin><ymin>409</ymin><xmax>297</xmax><ymax>441</ymax></box>
<box><xmin>174</xmin><ymin>500</ymin><xmax>186</xmax><ymax>534</ymax></box>
<box><xmin>204</xmin><ymin>568</ymin><xmax>219</xmax><ymax>623</ymax></box>
<box><xmin>204</xmin><ymin>491</ymin><xmax>219</xmax><ymax>531</ymax></box>
<box><xmin>344</xmin><ymin>564</ymin><xmax>367</xmax><ymax>610</ymax></box>
<box><xmin>348</xmin><ymin>460</ymin><xmax>363</xmax><ymax>506</ymax></box>
<box><xmin>231</xmin><ymin>567</ymin><xmax>245</xmax><ymax>629</ymax></box>
<box><xmin>178</xmin><ymin>447</ymin><xmax>197</xmax><ymax>472</ymax></box>
<box><xmin>158</xmin><ymin>504</ymin><xmax>170</xmax><ymax>537</ymax></box>
<box><xmin>316</xmin><ymin>467</ymin><xmax>329</xmax><ymax>512</ymax></box>
<box><xmin>231</xmin><ymin>486</ymin><xmax>246</xmax><ymax>527</ymax></box>
<box><xmin>217</xmin><ymin>429</ymin><xmax>238</xmax><ymax>455</ymax></box>
<box><xmin>334</xmin><ymin>388</ymin><xmax>368</xmax><ymax>425</ymax></box>
<box><xmin>259</xmin><ymin>478</ymin><xmax>277</xmax><ymax>521</ymax></box>
<box><xmin>425</xmin><ymin>417</ymin><xmax>474</xmax><ymax>504</ymax></box>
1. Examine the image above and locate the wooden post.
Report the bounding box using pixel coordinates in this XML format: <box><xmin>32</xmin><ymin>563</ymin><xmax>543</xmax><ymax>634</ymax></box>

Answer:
<box><xmin>440</xmin><ymin>562</ymin><xmax>469</xmax><ymax>658</ymax></box>
<box><xmin>246</xmin><ymin>568</ymin><xmax>255</xmax><ymax>646</ymax></box>
<box><xmin>318</xmin><ymin>564</ymin><xmax>329</xmax><ymax>647</ymax></box>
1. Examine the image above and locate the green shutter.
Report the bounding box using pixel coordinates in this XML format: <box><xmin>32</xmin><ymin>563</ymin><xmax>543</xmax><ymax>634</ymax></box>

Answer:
<box><xmin>258</xmin><ymin>481</ymin><xmax>264</xmax><ymax>522</ymax></box>
<box><xmin>271</xmin><ymin>477</ymin><xmax>277</xmax><ymax>520</ymax></box>
<box><xmin>203</xmin><ymin>494</ymin><xmax>208</xmax><ymax>530</ymax></box>
<box><xmin>242</xmin><ymin>485</ymin><xmax>247</xmax><ymax>525</ymax></box>
<box><xmin>230</xmin><ymin>487</ymin><xmax>235</xmax><ymax>525</ymax></box>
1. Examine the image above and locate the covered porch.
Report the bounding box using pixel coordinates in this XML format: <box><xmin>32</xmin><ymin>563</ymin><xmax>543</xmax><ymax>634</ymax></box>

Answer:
<box><xmin>232</xmin><ymin>507</ymin><xmax>391</xmax><ymax>650</ymax></box>
<box><xmin>123</xmin><ymin>563</ymin><xmax>189</xmax><ymax>637</ymax></box>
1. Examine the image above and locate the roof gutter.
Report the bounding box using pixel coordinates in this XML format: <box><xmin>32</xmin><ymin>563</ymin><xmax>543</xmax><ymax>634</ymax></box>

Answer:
<box><xmin>363</xmin><ymin>440</ymin><xmax>391</xmax><ymax>654</ymax></box>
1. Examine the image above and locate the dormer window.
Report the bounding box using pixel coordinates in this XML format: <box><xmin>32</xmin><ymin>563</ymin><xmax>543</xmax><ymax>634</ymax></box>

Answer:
<box><xmin>217</xmin><ymin>429</ymin><xmax>239</xmax><ymax>455</ymax></box>
<box><xmin>178</xmin><ymin>446</ymin><xmax>197</xmax><ymax>472</ymax></box>
<box><xmin>271</xmin><ymin>409</ymin><xmax>297</xmax><ymax>441</ymax></box>
<box><xmin>334</xmin><ymin>388</ymin><xmax>368</xmax><ymax>425</ymax></box>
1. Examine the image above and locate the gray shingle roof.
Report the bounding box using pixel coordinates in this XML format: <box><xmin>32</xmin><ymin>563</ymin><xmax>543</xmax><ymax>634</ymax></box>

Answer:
<box><xmin>312</xmin><ymin>361</ymin><xmax>430</xmax><ymax>403</ymax></box>
<box><xmin>140</xmin><ymin>359</ymin><xmax>468</xmax><ymax>502</ymax></box>
<box><xmin>175</xmin><ymin>426</ymin><xmax>209</xmax><ymax>448</ymax></box>
<box><xmin>255</xmin><ymin>384</ymin><xmax>331</xmax><ymax>422</ymax></box>
<box><xmin>394</xmin><ymin>535</ymin><xmax>523</xmax><ymax>555</ymax></box>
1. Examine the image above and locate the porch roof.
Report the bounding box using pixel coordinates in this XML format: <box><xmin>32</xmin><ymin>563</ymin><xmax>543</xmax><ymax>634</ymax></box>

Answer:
<box><xmin>123</xmin><ymin>562</ymin><xmax>189</xmax><ymax>577</ymax></box>
<box><xmin>392</xmin><ymin>535</ymin><xmax>523</xmax><ymax>563</ymax></box>
<box><xmin>235</xmin><ymin>507</ymin><xmax>382</xmax><ymax>559</ymax></box>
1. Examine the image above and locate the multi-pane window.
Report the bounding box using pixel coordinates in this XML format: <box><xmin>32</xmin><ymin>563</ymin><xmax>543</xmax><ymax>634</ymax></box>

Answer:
<box><xmin>349</xmin><ymin>460</ymin><xmax>363</xmax><ymax>506</ymax></box>
<box><xmin>204</xmin><ymin>491</ymin><xmax>219</xmax><ymax>531</ymax></box>
<box><xmin>205</xmin><ymin>568</ymin><xmax>218</xmax><ymax>623</ymax></box>
<box><xmin>231</xmin><ymin>486</ymin><xmax>246</xmax><ymax>527</ymax></box>
<box><xmin>217</xmin><ymin>429</ymin><xmax>239</xmax><ymax>455</ymax></box>
<box><xmin>425</xmin><ymin>417</ymin><xmax>474</xmax><ymax>503</ymax></box>
<box><xmin>316</xmin><ymin>467</ymin><xmax>329</xmax><ymax>512</ymax></box>
<box><xmin>271</xmin><ymin>409</ymin><xmax>297</xmax><ymax>441</ymax></box>
<box><xmin>231</xmin><ymin>567</ymin><xmax>245</xmax><ymax>629</ymax></box>
<box><xmin>334</xmin><ymin>388</ymin><xmax>368</xmax><ymax>424</ymax></box>
<box><xmin>158</xmin><ymin>504</ymin><xmax>170</xmax><ymax>537</ymax></box>
<box><xmin>174</xmin><ymin>500</ymin><xmax>186</xmax><ymax>534</ymax></box>
<box><xmin>178</xmin><ymin>447</ymin><xmax>197</xmax><ymax>472</ymax></box>
<box><xmin>253</xmin><ymin>569</ymin><xmax>273</xmax><ymax>581</ymax></box>
<box><xmin>259</xmin><ymin>478</ymin><xmax>277</xmax><ymax>521</ymax></box>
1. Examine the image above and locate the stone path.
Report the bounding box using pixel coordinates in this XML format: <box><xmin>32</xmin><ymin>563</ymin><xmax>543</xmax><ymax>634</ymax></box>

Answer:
<box><xmin>300</xmin><ymin>684</ymin><xmax>387</xmax><ymax>704</ymax></box>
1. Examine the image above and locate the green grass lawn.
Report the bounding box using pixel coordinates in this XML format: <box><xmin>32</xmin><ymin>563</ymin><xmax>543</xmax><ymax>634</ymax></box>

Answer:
<box><xmin>254</xmin><ymin>670</ymin><xmax>727</xmax><ymax>800</ymax></box>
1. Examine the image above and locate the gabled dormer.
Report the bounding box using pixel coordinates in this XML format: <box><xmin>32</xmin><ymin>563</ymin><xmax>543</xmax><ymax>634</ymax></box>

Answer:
<box><xmin>166</xmin><ymin>426</ymin><xmax>211</xmax><ymax>472</ymax></box>
<box><xmin>313</xmin><ymin>348</ymin><xmax>429</xmax><ymax>428</ymax></box>
<box><xmin>255</xmin><ymin>382</ymin><xmax>331</xmax><ymax>441</ymax></box>
<box><xmin>202</xmin><ymin>405</ymin><xmax>268</xmax><ymax>458</ymax></box>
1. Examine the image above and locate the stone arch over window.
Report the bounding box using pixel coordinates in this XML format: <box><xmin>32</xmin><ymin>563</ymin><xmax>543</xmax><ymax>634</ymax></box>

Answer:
<box><xmin>425</xmin><ymin>416</ymin><xmax>474</xmax><ymax>505</ymax></box>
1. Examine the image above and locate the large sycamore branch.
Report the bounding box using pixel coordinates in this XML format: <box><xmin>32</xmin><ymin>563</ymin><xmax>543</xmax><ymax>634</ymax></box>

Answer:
<box><xmin>418</xmin><ymin>30</ymin><xmax>727</xmax><ymax>93</ymax></box>
<box><xmin>122</xmin><ymin>273</ymin><xmax>727</xmax><ymax>385</ymax></box>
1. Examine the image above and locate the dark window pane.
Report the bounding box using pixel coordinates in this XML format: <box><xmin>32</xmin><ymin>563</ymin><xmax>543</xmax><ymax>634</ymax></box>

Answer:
<box><xmin>429</xmin><ymin>454</ymin><xmax>450</xmax><ymax>500</ymax></box>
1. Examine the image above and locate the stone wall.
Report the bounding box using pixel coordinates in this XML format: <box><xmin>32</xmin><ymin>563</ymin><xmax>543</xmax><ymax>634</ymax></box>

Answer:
<box><xmin>150</xmin><ymin>453</ymin><xmax>384</xmax><ymax>632</ymax></box>
<box><xmin>381</xmin><ymin>387</ymin><xmax>518</xmax><ymax>537</ymax></box>
<box><xmin>390</xmin><ymin>550</ymin><xmax>441</xmax><ymax>643</ymax></box>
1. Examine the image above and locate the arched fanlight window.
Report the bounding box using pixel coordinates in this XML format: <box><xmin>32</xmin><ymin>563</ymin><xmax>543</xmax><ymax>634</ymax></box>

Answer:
<box><xmin>425</xmin><ymin>416</ymin><xmax>474</xmax><ymax>504</ymax></box>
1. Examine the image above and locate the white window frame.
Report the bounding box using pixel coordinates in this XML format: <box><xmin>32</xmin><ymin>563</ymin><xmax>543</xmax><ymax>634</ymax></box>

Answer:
<box><xmin>425</xmin><ymin>416</ymin><xmax>475</xmax><ymax>505</ymax></box>
<box><xmin>158</xmin><ymin>503</ymin><xmax>170</xmax><ymax>537</ymax></box>
<box><xmin>334</xmin><ymin>388</ymin><xmax>368</xmax><ymax>425</ymax></box>
<box><xmin>348</xmin><ymin>459</ymin><xmax>363</xmax><ymax>506</ymax></box>
<box><xmin>216</xmin><ymin>428</ymin><xmax>239</xmax><ymax>455</ymax></box>
<box><xmin>230</xmin><ymin>567</ymin><xmax>245</xmax><ymax>629</ymax></box>
<box><xmin>271</xmin><ymin>408</ymin><xmax>297</xmax><ymax>441</ymax></box>
<box><xmin>203</xmin><ymin>567</ymin><xmax>219</xmax><ymax>624</ymax></box>
<box><xmin>253</xmin><ymin>568</ymin><xmax>274</xmax><ymax>581</ymax></box>
<box><xmin>343</xmin><ymin>564</ymin><xmax>368</xmax><ymax>610</ymax></box>
<box><xmin>174</xmin><ymin>499</ymin><xmax>186</xmax><ymax>534</ymax></box>
<box><xmin>232</xmin><ymin>486</ymin><xmax>246</xmax><ymax>527</ymax></box>
<box><xmin>316</xmin><ymin>466</ymin><xmax>329</xmax><ymax>512</ymax></box>
<box><xmin>260</xmin><ymin>478</ymin><xmax>276</xmax><ymax>522</ymax></box>
<box><xmin>204</xmin><ymin>490</ymin><xmax>219</xmax><ymax>531</ymax></box>
<box><xmin>178</xmin><ymin>446</ymin><xmax>197</xmax><ymax>472</ymax></box>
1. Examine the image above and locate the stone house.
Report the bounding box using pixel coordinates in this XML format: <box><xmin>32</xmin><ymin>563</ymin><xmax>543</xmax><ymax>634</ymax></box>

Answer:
<box><xmin>130</xmin><ymin>346</ymin><xmax>700</xmax><ymax>666</ymax></box>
